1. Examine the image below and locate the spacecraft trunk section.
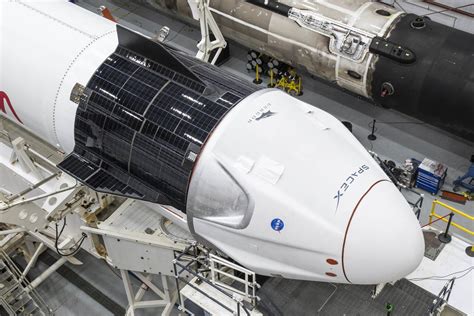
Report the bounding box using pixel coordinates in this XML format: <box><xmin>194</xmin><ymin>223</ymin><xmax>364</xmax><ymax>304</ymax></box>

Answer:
<box><xmin>59</xmin><ymin>26</ymin><xmax>259</xmax><ymax>211</ymax></box>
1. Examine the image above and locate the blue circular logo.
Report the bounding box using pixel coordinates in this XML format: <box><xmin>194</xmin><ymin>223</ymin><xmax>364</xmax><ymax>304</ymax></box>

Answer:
<box><xmin>271</xmin><ymin>218</ymin><xmax>284</xmax><ymax>232</ymax></box>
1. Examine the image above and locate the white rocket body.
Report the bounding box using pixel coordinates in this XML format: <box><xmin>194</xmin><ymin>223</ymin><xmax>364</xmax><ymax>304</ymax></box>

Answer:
<box><xmin>0</xmin><ymin>1</ymin><xmax>118</xmax><ymax>153</ymax></box>
<box><xmin>0</xmin><ymin>1</ymin><xmax>424</xmax><ymax>284</ymax></box>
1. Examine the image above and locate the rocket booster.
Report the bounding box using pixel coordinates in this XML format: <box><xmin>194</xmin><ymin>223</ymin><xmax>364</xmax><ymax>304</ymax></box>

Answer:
<box><xmin>140</xmin><ymin>0</ymin><xmax>474</xmax><ymax>142</ymax></box>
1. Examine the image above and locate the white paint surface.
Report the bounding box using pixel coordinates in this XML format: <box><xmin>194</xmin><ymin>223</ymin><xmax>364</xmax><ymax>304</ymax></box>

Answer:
<box><xmin>0</xmin><ymin>1</ymin><xmax>118</xmax><ymax>153</ymax></box>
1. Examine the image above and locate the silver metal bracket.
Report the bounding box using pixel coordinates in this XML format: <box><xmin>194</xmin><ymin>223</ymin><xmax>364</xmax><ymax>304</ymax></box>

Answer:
<box><xmin>288</xmin><ymin>8</ymin><xmax>373</xmax><ymax>63</ymax></box>
<box><xmin>70</xmin><ymin>83</ymin><xmax>85</xmax><ymax>104</ymax></box>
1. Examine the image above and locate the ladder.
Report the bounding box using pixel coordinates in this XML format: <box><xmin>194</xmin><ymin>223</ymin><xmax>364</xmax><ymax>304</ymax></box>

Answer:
<box><xmin>0</xmin><ymin>250</ymin><xmax>50</xmax><ymax>316</ymax></box>
<box><xmin>174</xmin><ymin>245</ymin><xmax>262</xmax><ymax>316</ymax></box>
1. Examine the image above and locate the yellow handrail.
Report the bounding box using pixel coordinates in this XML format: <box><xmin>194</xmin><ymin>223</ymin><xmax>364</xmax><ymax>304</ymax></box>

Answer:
<box><xmin>429</xmin><ymin>200</ymin><xmax>473</xmax><ymax>253</ymax></box>
<box><xmin>430</xmin><ymin>212</ymin><xmax>473</xmax><ymax>236</ymax></box>
<box><xmin>431</xmin><ymin>200</ymin><xmax>474</xmax><ymax>221</ymax></box>
<box><xmin>429</xmin><ymin>199</ymin><xmax>473</xmax><ymax>241</ymax></box>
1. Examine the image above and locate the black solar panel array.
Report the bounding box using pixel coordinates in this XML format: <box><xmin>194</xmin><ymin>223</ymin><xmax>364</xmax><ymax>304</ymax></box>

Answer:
<box><xmin>59</xmin><ymin>26</ymin><xmax>260</xmax><ymax>211</ymax></box>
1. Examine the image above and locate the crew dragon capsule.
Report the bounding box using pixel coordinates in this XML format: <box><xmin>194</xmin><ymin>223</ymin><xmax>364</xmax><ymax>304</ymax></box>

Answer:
<box><xmin>140</xmin><ymin>0</ymin><xmax>474</xmax><ymax>142</ymax></box>
<box><xmin>0</xmin><ymin>1</ymin><xmax>424</xmax><ymax>284</ymax></box>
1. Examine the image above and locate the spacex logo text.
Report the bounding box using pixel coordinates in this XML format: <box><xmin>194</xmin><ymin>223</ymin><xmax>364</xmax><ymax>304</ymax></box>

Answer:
<box><xmin>0</xmin><ymin>91</ymin><xmax>23</xmax><ymax>124</ymax></box>
<box><xmin>334</xmin><ymin>165</ymin><xmax>370</xmax><ymax>211</ymax></box>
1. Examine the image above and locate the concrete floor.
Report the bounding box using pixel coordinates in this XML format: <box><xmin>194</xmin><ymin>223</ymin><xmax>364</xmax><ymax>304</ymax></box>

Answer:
<box><xmin>17</xmin><ymin>1</ymin><xmax>474</xmax><ymax>315</ymax></box>
<box><xmin>17</xmin><ymin>250</ymin><xmax>180</xmax><ymax>316</ymax></box>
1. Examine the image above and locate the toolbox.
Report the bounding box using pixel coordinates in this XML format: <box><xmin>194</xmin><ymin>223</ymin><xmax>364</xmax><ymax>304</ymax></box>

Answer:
<box><xmin>416</xmin><ymin>158</ymin><xmax>447</xmax><ymax>195</ymax></box>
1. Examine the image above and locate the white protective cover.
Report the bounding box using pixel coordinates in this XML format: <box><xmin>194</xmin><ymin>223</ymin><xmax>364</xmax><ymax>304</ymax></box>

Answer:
<box><xmin>188</xmin><ymin>89</ymin><xmax>424</xmax><ymax>284</ymax></box>
<box><xmin>0</xmin><ymin>1</ymin><xmax>118</xmax><ymax>153</ymax></box>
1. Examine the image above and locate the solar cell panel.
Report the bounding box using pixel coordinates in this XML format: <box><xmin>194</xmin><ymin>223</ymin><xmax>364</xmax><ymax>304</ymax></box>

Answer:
<box><xmin>59</xmin><ymin>25</ymin><xmax>261</xmax><ymax>211</ymax></box>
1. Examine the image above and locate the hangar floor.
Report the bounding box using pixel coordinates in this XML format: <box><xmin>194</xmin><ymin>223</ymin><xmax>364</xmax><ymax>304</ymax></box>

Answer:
<box><xmin>18</xmin><ymin>0</ymin><xmax>473</xmax><ymax>315</ymax></box>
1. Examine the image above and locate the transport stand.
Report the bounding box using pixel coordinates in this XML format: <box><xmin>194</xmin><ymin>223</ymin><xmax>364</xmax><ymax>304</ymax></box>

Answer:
<box><xmin>120</xmin><ymin>270</ymin><xmax>176</xmax><ymax>316</ymax></box>
<box><xmin>80</xmin><ymin>199</ymin><xmax>192</xmax><ymax>316</ymax></box>
<box><xmin>80</xmin><ymin>199</ymin><xmax>266</xmax><ymax>315</ymax></box>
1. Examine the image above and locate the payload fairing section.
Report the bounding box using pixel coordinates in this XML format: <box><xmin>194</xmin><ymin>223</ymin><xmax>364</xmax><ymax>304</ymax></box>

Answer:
<box><xmin>0</xmin><ymin>1</ymin><xmax>424</xmax><ymax>284</ymax></box>
<box><xmin>139</xmin><ymin>0</ymin><xmax>474</xmax><ymax>142</ymax></box>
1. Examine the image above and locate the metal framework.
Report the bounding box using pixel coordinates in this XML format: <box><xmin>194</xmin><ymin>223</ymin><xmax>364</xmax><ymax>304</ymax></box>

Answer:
<box><xmin>429</xmin><ymin>277</ymin><xmax>456</xmax><ymax>315</ymax></box>
<box><xmin>173</xmin><ymin>245</ymin><xmax>262</xmax><ymax>316</ymax></box>
<box><xmin>121</xmin><ymin>270</ymin><xmax>176</xmax><ymax>316</ymax></box>
<box><xmin>0</xmin><ymin>249</ymin><xmax>51</xmax><ymax>315</ymax></box>
<box><xmin>209</xmin><ymin>253</ymin><xmax>259</xmax><ymax>305</ymax></box>
<box><xmin>187</xmin><ymin>0</ymin><xmax>227</xmax><ymax>64</ymax></box>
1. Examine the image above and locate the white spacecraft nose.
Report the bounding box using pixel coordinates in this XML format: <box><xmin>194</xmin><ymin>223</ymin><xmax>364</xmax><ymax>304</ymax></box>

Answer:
<box><xmin>342</xmin><ymin>180</ymin><xmax>424</xmax><ymax>284</ymax></box>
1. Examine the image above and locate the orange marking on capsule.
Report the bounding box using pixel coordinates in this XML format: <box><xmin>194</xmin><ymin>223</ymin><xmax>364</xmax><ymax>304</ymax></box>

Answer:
<box><xmin>326</xmin><ymin>259</ymin><xmax>338</xmax><ymax>265</ymax></box>
<box><xmin>100</xmin><ymin>6</ymin><xmax>117</xmax><ymax>22</ymax></box>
